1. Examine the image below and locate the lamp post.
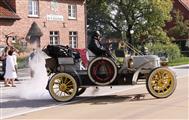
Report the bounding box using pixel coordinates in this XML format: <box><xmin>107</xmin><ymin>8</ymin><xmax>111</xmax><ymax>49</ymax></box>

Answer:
<box><xmin>128</xmin><ymin>30</ymin><xmax>134</xmax><ymax>54</ymax></box>
<box><xmin>129</xmin><ymin>30</ymin><xmax>134</xmax><ymax>45</ymax></box>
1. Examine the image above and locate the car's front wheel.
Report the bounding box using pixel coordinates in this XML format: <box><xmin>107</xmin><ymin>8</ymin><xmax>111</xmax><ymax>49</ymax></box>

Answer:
<box><xmin>146</xmin><ymin>67</ymin><xmax>177</xmax><ymax>98</ymax></box>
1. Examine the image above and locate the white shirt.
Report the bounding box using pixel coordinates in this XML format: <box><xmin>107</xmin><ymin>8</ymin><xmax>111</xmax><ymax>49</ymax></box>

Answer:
<box><xmin>4</xmin><ymin>55</ymin><xmax>17</xmax><ymax>79</ymax></box>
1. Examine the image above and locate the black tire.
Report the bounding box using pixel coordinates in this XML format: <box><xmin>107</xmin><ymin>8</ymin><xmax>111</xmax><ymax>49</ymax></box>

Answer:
<box><xmin>46</xmin><ymin>67</ymin><xmax>52</xmax><ymax>76</ymax></box>
<box><xmin>146</xmin><ymin>67</ymin><xmax>177</xmax><ymax>98</ymax></box>
<box><xmin>76</xmin><ymin>88</ymin><xmax>86</xmax><ymax>96</ymax></box>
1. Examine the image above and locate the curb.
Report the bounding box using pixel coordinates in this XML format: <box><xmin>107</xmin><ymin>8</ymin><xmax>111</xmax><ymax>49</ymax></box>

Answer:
<box><xmin>171</xmin><ymin>64</ymin><xmax>189</xmax><ymax>68</ymax></box>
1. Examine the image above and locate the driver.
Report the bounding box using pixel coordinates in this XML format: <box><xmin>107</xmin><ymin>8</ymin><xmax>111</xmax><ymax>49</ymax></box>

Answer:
<box><xmin>88</xmin><ymin>31</ymin><xmax>107</xmax><ymax>56</ymax></box>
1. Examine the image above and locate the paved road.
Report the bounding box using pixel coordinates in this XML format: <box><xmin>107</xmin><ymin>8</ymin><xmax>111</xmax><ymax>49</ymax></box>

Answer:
<box><xmin>1</xmin><ymin>65</ymin><xmax>189</xmax><ymax>120</ymax></box>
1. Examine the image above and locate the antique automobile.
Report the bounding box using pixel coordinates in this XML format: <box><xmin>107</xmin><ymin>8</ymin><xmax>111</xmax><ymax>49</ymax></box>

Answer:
<box><xmin>43</xmin><ymin>45</ymin><xmax>177</xmax><ymax>102</ymax></box>
<box><xmin>0</xmin><ymin>45</ymin><xmax>6</xmax><ymax>80</ymax></box>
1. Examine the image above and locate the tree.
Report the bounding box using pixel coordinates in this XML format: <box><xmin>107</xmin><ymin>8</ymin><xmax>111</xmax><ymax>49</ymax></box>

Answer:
<box><xmin>87</xmin><ymin>0</ymin><xmax>173</xmax><ymax>45</ymax></box>
<box><xmin>168</xmin><ymin>10</ymin><xmax>189</xmax><ymax>39</ymax></box>
<box><xmin>87</xmin><ymin>0</ymin><xmax>112</xmax><ymax>35</ymax></box>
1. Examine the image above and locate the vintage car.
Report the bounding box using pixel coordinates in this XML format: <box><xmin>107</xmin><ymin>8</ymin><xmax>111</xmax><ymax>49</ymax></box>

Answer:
<box><xmin>0</xmin><ymin>46</ymin><xmax>6</xmax><ymax>80</ymax></box>
<box><xmin>43</xmin><ymin>45</ymin><xmax>177</xmax><ymax>102</ymax></box>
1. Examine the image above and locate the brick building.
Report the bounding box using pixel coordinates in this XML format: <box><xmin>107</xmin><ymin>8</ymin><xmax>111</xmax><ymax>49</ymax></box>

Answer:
<box><xmin>166</xmin><ymin>0</ymin><xmax>189</xmax><ymax>55</ymax></box>
<box><xmin>0</xmin><ymin>0</ymin><xmax>86</xmax><ymax>49</ymax></box>
<box><xmin>166</xmin><ymin>0</ymin><xmax>189</xmax><ymax>39</ymax></box>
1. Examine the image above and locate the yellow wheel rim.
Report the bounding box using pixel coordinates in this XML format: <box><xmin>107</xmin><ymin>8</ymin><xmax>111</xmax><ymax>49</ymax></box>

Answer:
<box><xmin>148</xmin><ymin>68</ymin><xmax>176</xmax><ymax>98</ymax></box>
<box><xmin>49</xmin><ymin>73</ymin><xmax>77</xmax><ymax>102</ymax></box>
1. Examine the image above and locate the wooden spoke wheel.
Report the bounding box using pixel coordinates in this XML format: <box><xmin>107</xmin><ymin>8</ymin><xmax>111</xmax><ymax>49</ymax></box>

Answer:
<box><xmin>48</xmin><ymin>73</ymin><xmax>78</xmax><ymax>102</ymax></box>
<box><xmin>147</xmin><ymin>67</ymin><xmax>177</xmax><ymax>98</ymax></box>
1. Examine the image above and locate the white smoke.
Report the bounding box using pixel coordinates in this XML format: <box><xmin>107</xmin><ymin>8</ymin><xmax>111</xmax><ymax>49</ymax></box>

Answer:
<box><xmin>16</xmin><ymin>48</ymin><xmax>101</xmax><ymax>100</ymax></box>
<box><xmin>17</xmin><ymin>49</ymin><xmax>51</xmax><ymax>99</ymax></box>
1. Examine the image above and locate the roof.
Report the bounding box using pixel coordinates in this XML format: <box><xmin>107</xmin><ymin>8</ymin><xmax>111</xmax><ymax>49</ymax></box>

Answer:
<box><xmin>0</xmin><ymin>0</ymin><xmax>20</xmax><ymax>20</ymax></box>
<box><xmin>26</xmin><ymin>22</ymin><xmax>43</xmax><ymax>43</ymax></box>
<box><xmin>179</xmin><ymin>0</ymin><xmax>189</xmax><ymax>11</ymax></box>
<box><xmin>172</xmin><ymin>0</ymin><xmax>189</xmax><ymax>20</ymax></box>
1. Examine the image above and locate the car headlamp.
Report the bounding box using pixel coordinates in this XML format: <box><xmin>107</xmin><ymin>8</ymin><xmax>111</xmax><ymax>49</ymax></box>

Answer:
<box><xmin>128</xmin><ymin>58</ymin><xmax>134</xmax><ymax>68</ymax></box>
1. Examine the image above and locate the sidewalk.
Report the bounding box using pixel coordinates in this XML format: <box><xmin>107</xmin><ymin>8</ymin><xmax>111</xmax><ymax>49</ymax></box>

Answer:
<box><xmin>171</xmin><ymin>64</ymin><xmax>189</xmax><ymax>69</ymax></box>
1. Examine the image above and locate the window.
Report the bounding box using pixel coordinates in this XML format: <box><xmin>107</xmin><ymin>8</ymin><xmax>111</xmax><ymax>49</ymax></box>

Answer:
<box><xmin>28</xmin><ymin>0</ymin><xmax>39</xmax><ymax>17</ymax></box>
<box><xmin>50</xmin><ymin>31</ymin><xmax>59</xmax><ymax>45</ymax></box>
<box><xmin>68</xmin><ymin>5</ymin><xmax>77</xmax><ymax>19</ymax></box>
<box><xmin>69</xmin><ymin>32</ymin><xmax>78</xmax><ymax>48</ymax></box>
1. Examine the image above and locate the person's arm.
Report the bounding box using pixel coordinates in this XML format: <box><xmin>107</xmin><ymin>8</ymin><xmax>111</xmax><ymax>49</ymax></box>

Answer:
<box><xmin>1</xmin><ymin>52</ymin><xmax>6</xmax><ymax>60</ymax></box>
<box><xmin>15</xmin><ymin>65</ymin><xmax>18</xmax><ymax>73</ymax></box>
<box><xmin>95</xmin><ymin>39</ymin><xmax>106</xmax><ymax>50</ymax></box>
<box><xmin>94</xmin><ymin>39</ymin><xmax>101</xmax><ymax>48</ymax></box>
<box><xmin>13</xmin><ymin>54</ymin><xmax>18</xmax><ymax>73</ymax></box>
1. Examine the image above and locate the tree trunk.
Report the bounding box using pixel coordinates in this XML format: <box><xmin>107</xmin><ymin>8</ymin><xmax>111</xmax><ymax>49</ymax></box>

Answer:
<box><xmin>126</xmin><ymin>24</ymin><xmax>133</xmax><ymax>53</ymax></box>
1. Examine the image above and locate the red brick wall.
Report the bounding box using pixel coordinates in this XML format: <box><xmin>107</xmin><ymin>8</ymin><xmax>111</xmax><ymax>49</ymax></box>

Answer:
<box><xmin>0</xmin><ymin>0</ymin><xmax>86</xmax><ymax>48</ymax></box>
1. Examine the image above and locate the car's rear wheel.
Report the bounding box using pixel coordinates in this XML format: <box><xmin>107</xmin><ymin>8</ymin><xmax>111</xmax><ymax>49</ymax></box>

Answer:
<box><xmin>48</xmin><ymin>73</ymin><xmax>78</xmax><ymax>102</ymax></box>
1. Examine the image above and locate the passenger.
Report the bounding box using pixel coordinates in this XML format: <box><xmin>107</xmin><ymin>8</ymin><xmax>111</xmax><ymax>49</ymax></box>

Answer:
<box><xmin>2</xmin><ymin>45</ymin><xmax>19</xmax><ymax>81</ymax></box>
<box><xmin>4</xmin><ymin>49</ymin><xmax>17</xmax><ymax>87</ymax></box>
<box><xmin>28</xmin><ymin>49</ymin><xmax>36</xmax><ymax>78</ymax></box>
<box><xmin>88</xmin><ymin>31</ymin><xmax>108</xmax><ymax>56</ymax></box>
<box><xmin>1</xmin><ymin>47</ymin><xmax>10</xmax><ymax>80</ymax></box>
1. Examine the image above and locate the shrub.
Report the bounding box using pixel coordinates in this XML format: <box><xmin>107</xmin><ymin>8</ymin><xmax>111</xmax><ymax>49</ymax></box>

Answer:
<box><xmin>17</xmin><ymin>56</ymin><xmax>29</xmax><ymax>69</ymax></box>
<box><xmin>146</xmin><ymin>42</ymin><xmax>181</xmax><ymax>61</ymax></box>
<box><xmin>169</xmin><ymin>57</ymin><xmax>189</xmax><ymax>66</ymax></box>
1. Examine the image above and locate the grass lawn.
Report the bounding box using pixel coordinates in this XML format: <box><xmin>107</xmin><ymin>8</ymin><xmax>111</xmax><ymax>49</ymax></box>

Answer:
<box><xmin>169</xmin><ymin>57</ymin><xmax>189</xmax><ymax>66</ymax></box>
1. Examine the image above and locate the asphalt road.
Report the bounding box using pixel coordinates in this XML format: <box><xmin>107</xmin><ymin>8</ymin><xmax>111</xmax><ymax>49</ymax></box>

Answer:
<box><xmin>1</xmin><ymin>65</ymin><xmax>189</xmax><ymax>120</ymax></box>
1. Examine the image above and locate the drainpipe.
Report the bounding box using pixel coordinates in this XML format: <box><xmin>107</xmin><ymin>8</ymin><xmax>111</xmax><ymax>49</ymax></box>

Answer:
<box><xmin>84</xmin><ymin>0</ymin><xmax>87</xmax><ymax>48</ymax></box>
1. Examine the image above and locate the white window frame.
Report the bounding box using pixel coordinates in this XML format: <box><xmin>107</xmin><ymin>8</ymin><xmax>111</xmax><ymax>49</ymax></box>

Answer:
<box><xmin>69</xmin><ymin>31</ymin><xmax>78</xmax><ymax>48</ymax></box>
<box><xmin>50</xmin><ymin>31</ymin><xmax>59</xmax><ymax>45</ymax></box>
<box><xmin>68</xmin><ymin>5</ymin><xmax>77</xmax><ymax>20</ymax></box>
<box><xmin>28</xmin><ymin>0</ymin><xmax>39</xmax><ymax>17</ymax></box>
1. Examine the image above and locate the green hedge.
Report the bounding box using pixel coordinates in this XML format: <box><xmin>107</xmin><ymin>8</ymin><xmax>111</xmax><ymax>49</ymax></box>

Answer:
<box><xmin>17</xmin><ymin>56</ymin><xmax>29</xmax><ymax>69</ymax></box>
<box><xmin>169</xmin><ymin>57</ymin><xmax>189</xmax><ymax>66</ymax></box>
<box><xmin>146</xmin><ymin>43</ymin><xmax>181</xmax><ymax>61</ymax></box>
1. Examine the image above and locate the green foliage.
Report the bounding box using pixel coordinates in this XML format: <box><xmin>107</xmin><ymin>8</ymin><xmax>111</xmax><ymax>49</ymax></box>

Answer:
<box><xmin>13</xmin><ymin>40</ymin><xmax>27</xmax><ymax>53</ymax></box>
<box><xmin>169</xmin><ymin>57</ymin><xmax>189</xmax><ymax>66</ymax></box>
<box><xmin>146</xmin><ymin>42</ymin><xmax>181</xmax><ymax>61</ymax></box>
<box><xmin>87</xmin><ymin>0</ymin><xmax>112</xmax><ymax>34</ymax></box>
<box><xmin>87</xmin><ymin>0</ymin><xmax>173</xmax><ymax>45</ymax></box>
<box><xmin>17</xmin><ymin>56</ymin><xmax>28</xmax><ymax>69</ymax></box>
<box><xmin>168</xmin><ymin>10</ymin><xmax>189</xmax><ymax>38</ymax></box>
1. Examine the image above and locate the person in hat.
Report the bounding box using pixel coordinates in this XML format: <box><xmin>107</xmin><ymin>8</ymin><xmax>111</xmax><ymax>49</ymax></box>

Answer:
<box><xmin>88</xmin><ymin>31</ymin><xmax>108</xmax><ymax>56</ymax></box>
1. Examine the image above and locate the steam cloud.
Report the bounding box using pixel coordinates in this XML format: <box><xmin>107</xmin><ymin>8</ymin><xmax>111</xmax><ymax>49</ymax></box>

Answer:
<box><xmin>17</xmin><ymin>50</ymin><xmax>51</xmax><ymax>99</ymax></box>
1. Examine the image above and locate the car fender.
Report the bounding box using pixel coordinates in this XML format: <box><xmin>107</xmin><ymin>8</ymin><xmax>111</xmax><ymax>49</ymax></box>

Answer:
<box><xmin>132</xmin><ymin>60</ymin><xmax>155</xmax><ymax>84</ymax></box>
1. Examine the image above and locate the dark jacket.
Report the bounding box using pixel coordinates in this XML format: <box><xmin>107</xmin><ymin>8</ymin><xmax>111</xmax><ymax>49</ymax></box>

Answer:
<box><xmin>88</xmin><ymin>35</ymin><xmax>107</xmax><ymax>56</ymax></box>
